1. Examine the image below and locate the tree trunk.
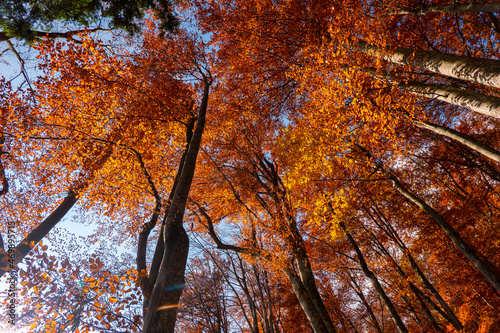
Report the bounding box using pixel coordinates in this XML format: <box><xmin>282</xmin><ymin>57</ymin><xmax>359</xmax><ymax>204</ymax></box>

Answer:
<box><xmin>389</xmin><ymin>173</ymin><xmax>500</xmax><ymax>293</ymax></box>
<box><xmin>339</xmin><ymin>222</ymin><xmax>409</xmax><ymax>333</ymax></box>
<box><xmin>369</xmin><ymin>205</ymin><xmax>463</xmax><ymax>331</ymax></box>
<box><xmin>388</xmin><ymin>2</ymin><xmax>500</xmax><ymax>16</ymax></box>
<box><xmin>0</xmin><ymin>190</ymin><xmax>77</xmax><ymax>277</ymax></box>
<box><xmin>408</xmin><ymin>282</ymin><xmax>444</xmax><ymax>332</ymax></box>
<box><xmin>295</xmin><ymin>256</ymin><xmax>338</xmax><ymax>333</ymax></box>
<box><xmin>283</xmin><ymin>267</ymin><xmax>330</xmax><ymax>333</ymax></box>
<box><xmin>143</xmin><ymin>80</ymin><xmax>210</xmax><ymax>333</ymax></box>
<box><xmin>349</xmin><ymin>274</ymin><xmax>383</xmax><ymax>333</ymax></box>
<box><xmin>401</xmin><ymin>82</ymin><xmax>500</xmax><ymax>119</ymax></box>
<box><xmin>415</xmin><ymin>120</ymin><xmax>500</xmax><ymax>164</ymax></box>
<box><xmin>359</xmin><ymin>42</ymin><xmax>500</xmax><ymax>89</ymax></box>
<box><xmin>369</xmin><ymin>229</ymin><xmax>443</xmax><ymax>331</ymax></box>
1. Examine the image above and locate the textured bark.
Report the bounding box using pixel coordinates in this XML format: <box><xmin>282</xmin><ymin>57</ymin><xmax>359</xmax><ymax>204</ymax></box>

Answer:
<box><xmin>402</xmin><ymin>82</ymin><xmax>500</xmax><ymax>119</ymax></box>
<box><xmin>143</xmin><ymin>80</ymin><xmax>210</xmax><ymax>333</ymax></box>
<box><xmin>359</xmin><ymin>42</ymin><xmax>500</xmax><ymax>89</ymax></box>
<box><xmin>388</xmin><ymin>2</ymin><xmax>500</xmax><ymax>16</ymax></box>
<box><xmin>339</xmin><ymin>222</ymin><xmax>409</xmax><ymax>333</ymax></box>
<box><xmin>283</xmin><ymin>267</ymin><xmax>329</xmax><ymax>333</ymax></box>
<box><xmin>295</xmin><ymin>255</ymin><xmax>337</xmax><ymax>333</ymax></box>
<box><xmin>416</xmin><ymin>120</ymin><xmax>500</xmax><ymax>165</ymax></box>
<box><xmin>389</xmin><ymin>174</ymin><xmax>500</xmax><ymax>293</ymax></box>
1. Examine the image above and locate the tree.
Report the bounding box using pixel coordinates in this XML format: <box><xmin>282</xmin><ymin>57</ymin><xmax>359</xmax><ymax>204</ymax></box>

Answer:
<box><xmin>0</xmin><ymin>0</ymin><xmax>179</xmax><ymax>42</ymax></box>
<box><xmin>5</xmin><ymin>0</ymin><xmax>500</xmax><ymax>332</ymax></box>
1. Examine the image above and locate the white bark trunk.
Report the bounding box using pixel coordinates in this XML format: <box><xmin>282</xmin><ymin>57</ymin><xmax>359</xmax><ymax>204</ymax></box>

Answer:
<box><xmin>402</xmin><ymin>82</ymin><xmax>500</xmax><ymax>120</ymax></box>
<box><xmin>359</xmin><ymin>42</ymin><xmax>500</xmax><ymax>89</ymax></box>
<box><xmin>416</xmin><ymin>120</ymin><xmax>500</xmax><ymax>164</ymax></box>
<box><xmin>388</xmin><ymin>2</ymin><xmax>500</xmax><ymax>16</ymax></box>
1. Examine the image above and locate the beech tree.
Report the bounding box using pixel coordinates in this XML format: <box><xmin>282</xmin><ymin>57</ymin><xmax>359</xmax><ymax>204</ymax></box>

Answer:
<box><xmin>3</xmin><ymin>0</ymin><xmax>500</xmax><ymax>332</ymax></box>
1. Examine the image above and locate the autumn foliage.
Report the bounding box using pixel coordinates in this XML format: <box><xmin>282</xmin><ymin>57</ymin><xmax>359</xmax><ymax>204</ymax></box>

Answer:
<box><xmin>1</xmin><ymin>0</ymin><xmax>500</xmax><ymax>332</ymax></box>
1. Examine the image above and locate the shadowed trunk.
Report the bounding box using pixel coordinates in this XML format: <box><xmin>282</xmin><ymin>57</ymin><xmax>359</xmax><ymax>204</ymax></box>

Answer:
<box><xmin>0</xmin><ymin>191</ymin><xmax>77</xmax><ymax>277</ymax></box>
<box><xmin>0</xmin><ymin>140</ymin><xmax>113</xmax><ymax>278</ymax></box>
<box><xmin>388</xmin><ymin>173</ymin><xmax>500</xmax><ymax>293</ymax></box>
<box><xmin>348</xmin><ymin>274</ymin><xmax>383</xmax><ymax>333</ymax></box>
<box><xmin>338</xmin><ymin>221</ymin><xmax>409</xmax><ymax>333</ymax></box>
<box><xmin>283</xmin><ymin>267</ymin><xmax>330</xmax><ymax>333</ymax></box>
<box><xmin>368</xmin><ymin>204</ymin><xmax>463</xmax><ymax>331</ymax></box>
<box><xmin>143</xmin><ymin>80</ymin><xmax>210</xmax><ymax>333</ymax></box>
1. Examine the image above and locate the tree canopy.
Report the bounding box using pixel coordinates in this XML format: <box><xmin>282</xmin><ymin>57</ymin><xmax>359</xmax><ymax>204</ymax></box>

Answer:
<box><xmin>1</xmin><ymin>0</ymin><xmax>500</xmax><ymax>332</ymax></box>
<box><xmin>0</xmin><ymin>0</ymin><xmax>178</xmax><ymax>41</ymax></box>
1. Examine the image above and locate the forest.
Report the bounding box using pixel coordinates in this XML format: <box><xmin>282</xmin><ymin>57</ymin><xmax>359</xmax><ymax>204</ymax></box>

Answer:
<box><xmin>1</xmin><ymin>0</ymin><xmax>500</xmax><ymax>332</ymax></box>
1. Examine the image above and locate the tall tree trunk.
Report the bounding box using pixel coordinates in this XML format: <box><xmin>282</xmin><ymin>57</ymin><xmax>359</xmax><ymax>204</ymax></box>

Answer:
<box><xmin>349</xmin><ymin>274</ymin><xmax>383</xmax><ymax>333</ymax></box>
<box><xmin>143</xmin><ymin>80</ymin><xmax>210</xmax><ymax>333</ymax></box>
<box><xmin>368</xmin><ymin>204</ymin><xmax>464</xmax><ymax>331</ymax></box>
<box><xmin>415</xmin><ymin>120</ymin><xmax>500</xmax><ymax>164</ymax></box>
<box><xmin>401</xmin><ymin>82</ymin><xmax>500</xmax><ymax>119</ymax></box>
<box><xmin>254</xmin><ymin>155</ymin><xmax>337</xmax><ymax>333</ymax></box>
<box><xmin>283</xmin><ymin>267</ymin><xmax>330</xmax><ymax>333</ymax></box>
<box><xmin>358</xmin><ymin>42</ymin><xmax>500</xmax><ymax>89</ymax></box>
<box><xmin>368</xmin><ymin>229</ymin><xmax>443</xmax><ymax>331</ymax></box>
<box><xmin>387</xmin><ymin>2</ymin><xmax>500</xmax><ymax>16</ymax></box>
<box><xmin>408</xmin><ymin>282</ymin><xmax>444</xmax><ymax>332</ymax></box>
<box><xmin>388</xmin><ymin>172</ymin><xmax>500</xmax><ymax>293</ymax></box>
<box><xmin>138</xmin><ymin>116</ymin><xmax>197</xmax><ymax>315</ymax></box>
<box><xmin>295</xmin><ymin>255</ymin><xmax>338</xmax><ymax>333</ymax></box>
<box><xmin>339</xmin><ymin>221</ymin><xmax>409</xmax><ymax>333</ymax></box>
<box><xmin>0</xmin><ymin>139</ymin><xmax>114</xmax><ymax>278</ymax></box>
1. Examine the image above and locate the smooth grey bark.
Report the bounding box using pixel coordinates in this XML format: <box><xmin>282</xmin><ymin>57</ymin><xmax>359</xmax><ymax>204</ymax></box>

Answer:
<box><xmin>143</xmin><ymin>80</ymin><xmax>210</xmax><ymax>333</ymax></box>
<box><xmin>283</xmin><ymin>267</ymin><xmax>330</xmax><ymax>333</ymax></box>
<box><xmin>339</xmin><ymin>222</ymin><xmax>409</xmax><ymax>333</ymax></box>
<box><xmin>388</xmin><ymin>173</ymin><xmax>500</xmax><ymax>293</ymax></box>
<box><xmin>359</xmin><ymin>42</ymin><xmax>500</xmax><ymax>89</ymax></box>
<box><xmin>415</xmin><ymin>120</ymin><xmax>500</xmax><ymax>164</ymax></box>
<box><xmin>388</xmin><ymin>2</ymin><xmax>500</xmax><ymax>16</ymax></box>
<box><xmin>401</xmin><ymin>82</ymin><xmax>500</xmax><ymax>119</ymax></box>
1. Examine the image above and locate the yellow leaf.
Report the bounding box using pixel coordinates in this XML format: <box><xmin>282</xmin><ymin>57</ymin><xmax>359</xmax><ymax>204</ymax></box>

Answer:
<box><xmin>109</xmin><ymin>297</ymin><xmax>118</xmax><ymax>303</ymax></box>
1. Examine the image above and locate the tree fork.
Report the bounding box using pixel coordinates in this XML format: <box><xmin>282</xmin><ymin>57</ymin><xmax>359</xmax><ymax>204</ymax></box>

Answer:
<box><xmin>143</xmin><ymin>79</ymin><xmax>210</xmax><ymax>333</ymax></box>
